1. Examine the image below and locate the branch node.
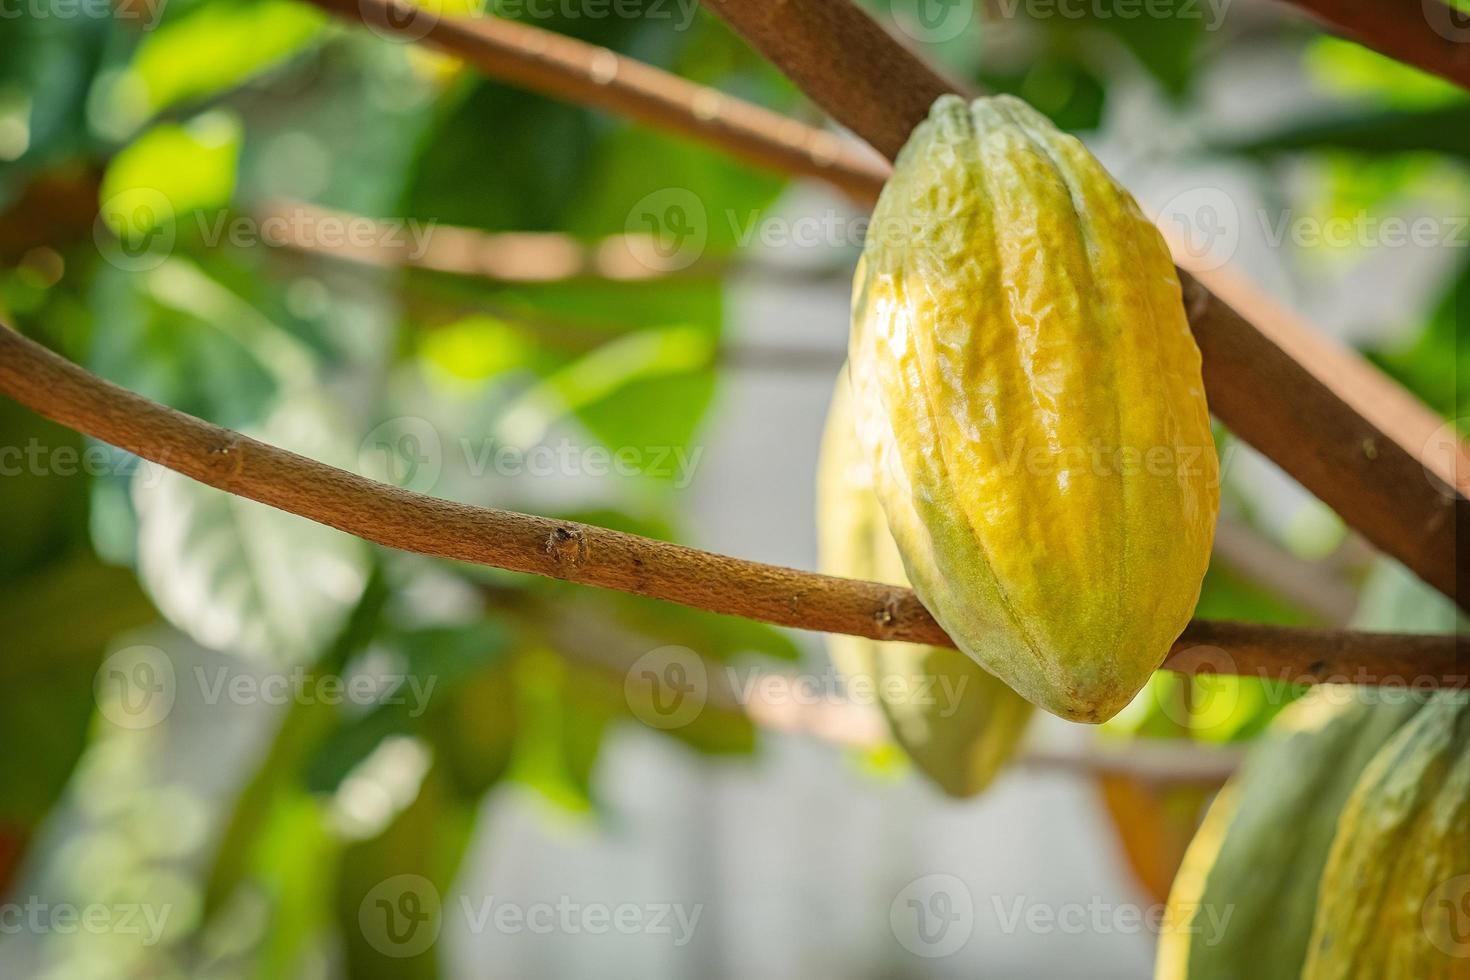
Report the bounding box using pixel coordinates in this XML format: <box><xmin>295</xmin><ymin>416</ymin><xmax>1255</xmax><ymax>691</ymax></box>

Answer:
<box><xmin>546</xmin><ymin>525</ymin><xmax>589</xmax><ymax>567</ymax></box>
<box><xmin>203</xmin><ymin>437</ymin><xmax>245</xmax><ymax>482</ymax></box>
<box><xmin>872</xmin><ymin>593</ymin><xmax>902</xmax><ymax>638</ymax></box>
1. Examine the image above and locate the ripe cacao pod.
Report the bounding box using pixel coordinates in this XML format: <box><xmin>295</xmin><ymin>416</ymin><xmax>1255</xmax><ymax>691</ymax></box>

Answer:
<box><xmin>1156</xmin><ymin>686</ymin><xmax>1426</xmax><ymax>980</ymax></box>
<box><xmin>1303</xmin><ymin>689</ymin><xmax>1470</xmax><ymax>980</ymax></box>
<box><xmin>818</xmin><ymin>373</ymin><xmax>1033</xmax><ymax>797</ymax></box>
<box><xmin>850</xmin><ymin>94</ymin><xmax>1218</xmax><ymax>723</ymax></box>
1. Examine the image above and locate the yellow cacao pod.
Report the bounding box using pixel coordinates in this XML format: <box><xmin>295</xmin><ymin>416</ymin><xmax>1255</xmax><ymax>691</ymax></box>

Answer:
<box><xmin>850</xmin><ymin>94</ymin><xmax>1218</xmax><ymax>723</ymax></box>
<box><xmin>1303</xmin><ymin>689</ymin><xmax>1470</xmax><ymax>980</ymax></box>
<box><xmin>818</xmin><ymin>372</ymin><xmax>1033</xmax><ymax>797</ymax></box>
<box><xmin>1156</xmin><ymin>687</ymin><xmax>1426</xmax><ymax>980</ymax></box>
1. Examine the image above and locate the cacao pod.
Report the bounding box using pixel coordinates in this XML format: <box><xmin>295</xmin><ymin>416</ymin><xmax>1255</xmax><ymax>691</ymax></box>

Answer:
<box><xmin>850</xmin><ymin>94</ymin><xmax>1218</xmax><ymax>723</ymax></box>
<box><xmin>1156</xmin><ymin>686</ymin><xmax>1426</xmax><ymax>980</ymax></box>
<box><xmin>818</xmin><ymin>372</ymin><xmax>1033</xmax><ymax>797</ymax></box>
<box><xmin>1303</xmin><ymin>688</ymin><xmax>1470</xmax><ymax>980</ymax></box>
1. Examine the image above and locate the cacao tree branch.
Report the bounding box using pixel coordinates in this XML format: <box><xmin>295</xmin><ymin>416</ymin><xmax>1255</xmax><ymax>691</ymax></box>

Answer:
<box><xmin>255</xmin><ymin>199</ymin><xmax>845</xmax><ymax>286</ymax></box>
<box><xmin>295</xmin><ymin>0</ymin><xmax>1466</xmax><ymax>611</ymax></box>
<box><xmin>0</xmin><ymin>325</ymin><xmax>1462</xmax><ymax>687</ymax></box>
<box><xmin>301</xmin><ymin>0</ymin><xmax>890</xmax><ymax>201</ymax></box>
<box><xmin>1275</xmin><ymin>0</ymin><xmax>1470</xmax><ymax>92</ymax></box>
<box><xmin>700</xmin><ymin>0</ymin><xmax>1468</xmax><ymax>613</ymax></box>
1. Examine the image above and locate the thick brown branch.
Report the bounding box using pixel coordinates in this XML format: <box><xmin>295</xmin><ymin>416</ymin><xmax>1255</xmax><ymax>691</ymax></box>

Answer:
<box><xmin>291</xmin><ymin>0</ymin><xmax>1468</xmax><ymax>607</ymax></box>
<box><xmin>701</xmin><ymin>0</ymin><xmax>1467</xmax><ymax>612</ymax></box>
<box><xmin>0</xmin><ymin>325</ymin><xmax>1463</xmax><ymax>686</ymax></box>
<box><xmin>302</xmin><ymin>0</ymin><xmax>889</xmax><ymax>201</ymax></box>
<box><xmin>1277</xmin><ymin>0</ymin><xmax>1470</xmax><ymax>92</ymax></box>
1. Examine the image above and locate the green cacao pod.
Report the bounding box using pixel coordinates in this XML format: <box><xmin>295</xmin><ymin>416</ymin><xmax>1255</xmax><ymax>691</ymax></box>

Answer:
<box><xmin>817</xmin><ymin>372</ymin><xmax>1033</xmax><ymax>797</ymax></box>
<box><xmin>850</xmin><ymin>94</ymin><xmax>1218</xmax><ymax>723</ymax></box>
<box><xmin>1156</xmin><ymin>686</ymin><xmax>1426</xmax><ymax>980</ymax></box>
<box><xmin>1303</xmin><ymin>689</ymin><xmax>1470</xmax><ymax>980</ymax></box>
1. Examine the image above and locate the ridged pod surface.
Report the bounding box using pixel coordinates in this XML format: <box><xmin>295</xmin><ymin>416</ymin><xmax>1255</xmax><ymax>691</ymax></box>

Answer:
<box><xmin>850</xmin><ymin>94</ymin><xmax>1218</xmax><ymax>722</ymax></box>
<box><xmin>1304</xmin><ymin>689</ymin><xmax>1470</xmax><ymax>980</ymax></box>
<box><xmin>1155</xmin><ymin>687</ymin><xmax>1426</xmax><ymax>980</ymax></box>
<box><xmin>817</xmin><ymin>373</ymin><xmax>1033</xmax><ymax>797</ymax></box>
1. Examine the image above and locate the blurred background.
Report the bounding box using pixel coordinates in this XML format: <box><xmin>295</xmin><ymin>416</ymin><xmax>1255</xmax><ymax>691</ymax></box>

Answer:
<box><xmin>0</xmin><ymin>0</ymin><xmax>1465</xmax><ymax>977</ymax></box>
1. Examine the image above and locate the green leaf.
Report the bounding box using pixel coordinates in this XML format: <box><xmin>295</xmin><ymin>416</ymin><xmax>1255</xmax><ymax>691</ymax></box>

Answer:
<box><xmin>1304</xmin><ymin>36</ymin><xmax>1468</xmax><ymax>109</ymax></box>
<box><xmin>1370</xmin><ymin>254</ymin><xmax>1470</xmax><ymax>420</ymax></box>
<box><xmin>0</xmin><ymin>391</ymin><xmax>92</xmax><ymax>581</ymax></box>
<box><xmin>590</xmin><ymin>591</ymin><xmax>803</xmax><ymax>664</ymax></box>
<box><xmin>98</xmin><ymin>112</ymin><xmax>243</xmax><ymax>243</ymax></box>
<box><xmin>113</xmin><ymin>0</ymin><xmax>325</xmax><ymax>128</ymax></box>
<box><xmin>202</xmin><ymin>566</ymin><xmax>388</xmax><ymax>915</ymax></box>
<box><xmin>1193</xmin><ymin>561</ymin><xmax>1320</xmax><ymax>628</ymax></box>
<box><xmin>0</xmin><ymin>556</ymin><xmax>155</xmax><ymax>827</ymax></box>
<box><xmin>493</xmin><ymin>323</ymin><xmax>716</xmax><ymax>450</ymax></box>
<box><xmin>334</xmin><ymin>762</ymin><xmax>478</xmax><ymax>980</ymax></box>
<box><xmin>1214</xmin><ymin>103</ymin><xmax>1470</xmax><ymax>159</ymax></box>
<box><xmin>87</xmin><ymin>260</ymin><xmax>282</xmax><ymax>429</ymax></box>
<box><xmin>402</xmin><ymin>79</ymin><xmax>599</xmax><ymax>234</ymax></box>
<box><xmin>1083</xmin><ymin>4</ymin><xmax>1204</xmax><ymax>98</ymax></box>
<box><xmin>241</xmin><ymin>791</ymin><xmax>341</xmax><ymax>980</ymax></box>
<box><xmin>305</xmin><ymin>622</ymin><xmax>513</xmax><ymax>794</ymax></box>
<box><xmin>506</xmin><ymin>649</ymin><xmax>613</xmax><ymax>810</ymax></box>
<box><xmin>131</xmin><ymin>396</ymin><xmax>370</xmax><ymax>662</ymax></box>
<box><xmin>977</xmin><ymin>55</ymin><xmax>1107</xmax><ymax>132</ymax></box>
<box><xmin>0</xmin><ymin>3</ymin><xmax>113</xmax><ymax>176</ymax></box>
<box><xmin>1352</xmin><ymin>557</ymin><xmax>1466</xmax><ymax>634</ymax></box>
